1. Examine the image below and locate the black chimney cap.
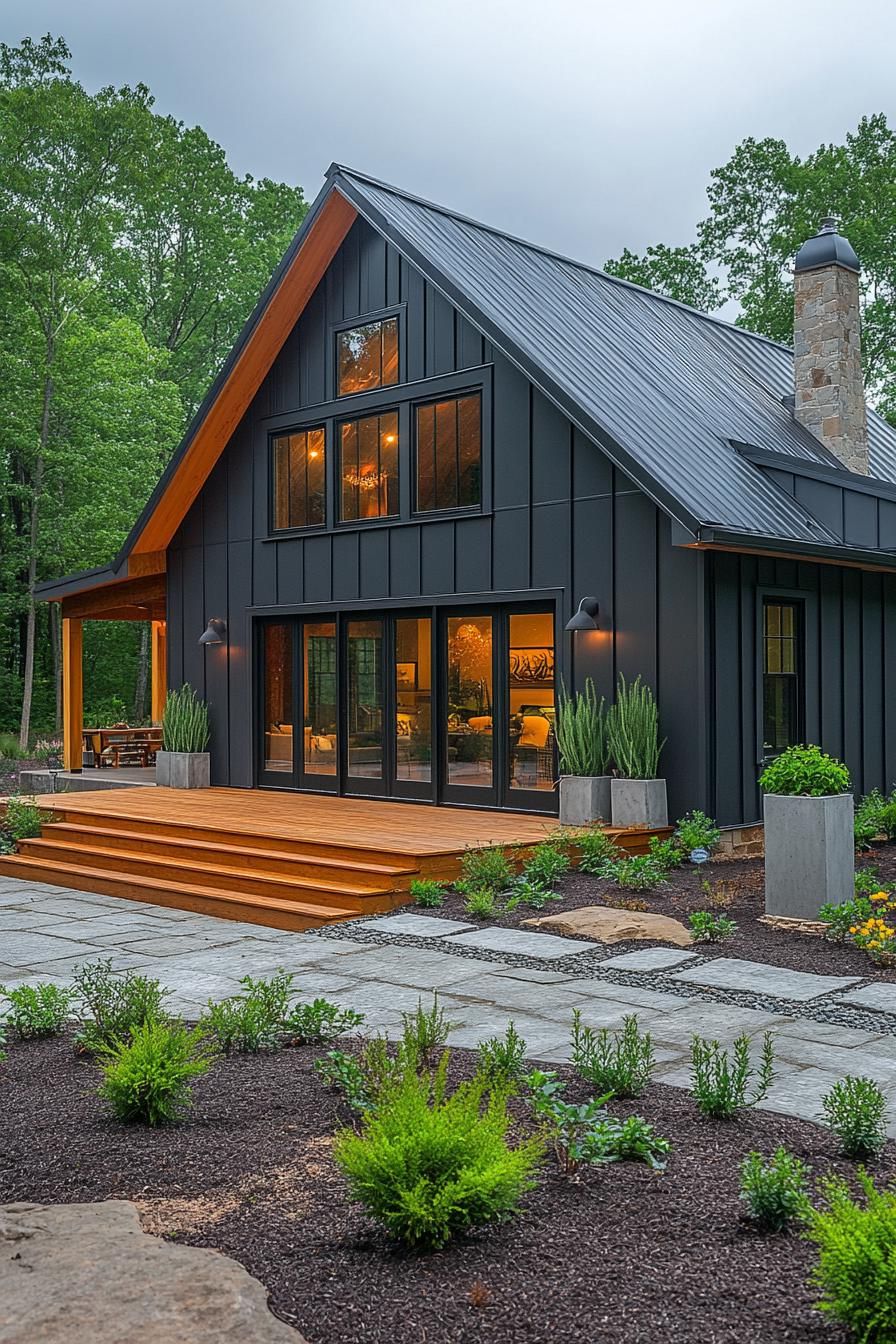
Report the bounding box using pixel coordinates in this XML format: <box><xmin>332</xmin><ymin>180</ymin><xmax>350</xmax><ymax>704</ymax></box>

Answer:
<box><xmin>794</xmin><ymin>217</ymin><xmax>860</xmax><ymax>274</ymax></box>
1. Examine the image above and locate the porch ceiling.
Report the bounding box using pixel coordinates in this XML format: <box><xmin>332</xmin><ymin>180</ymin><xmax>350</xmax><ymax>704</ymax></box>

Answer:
<box><xmin>58</xmin><ymin>573</ymin><xmax>166</xmax><ymax>623</ymax></box>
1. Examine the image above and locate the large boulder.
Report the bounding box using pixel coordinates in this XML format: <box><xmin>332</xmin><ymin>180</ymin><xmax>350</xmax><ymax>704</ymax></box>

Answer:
<box><xmin>0</xmin><ymin>1201</ymin><xmax>305</xmax><ymax>1344</ymax></box>
<box><xmin>523</xmin><ymin>905</ymin><xmax>693</xmax><ymax>947</ymax></box>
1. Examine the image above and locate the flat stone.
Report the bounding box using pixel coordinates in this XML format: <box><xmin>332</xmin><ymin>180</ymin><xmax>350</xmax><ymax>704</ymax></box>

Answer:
<box><xmin>356</xmin><ymin>912</ymin><xmax>476</xmax><ymax>937</ymax></box>
<box><xmin>445</xmin><ymin>926</ymin><xmax>593</xmax><ymax>960</ymax></box>
<box><xmin>522</xmin><ymin>906</ymin><xmax>693</xmax><ymax>947</ymax></box>
<box><xmin>559</xmin><ymin>979</ymin><xmax>692</xmax><ymax>1012</ymax></box>
<box><xmin>669</xmin><ymin>957</ymin><xmax>861</xmax><ymax>1003</ymax></box>
<box><xmin>600</xmin><ymin>947</ymin><xmax>700</xmax><ymax>972</ymax></box>
<box><xmin>836</xmin><ymin>982</ymin><xmax>896</xmax><ymax>1014</ymax></box>
<box><xmin>448</xmin><ymin>972</ymin><xmax>593</xmax><ymax>1016</ymax></box>
<box><xmin>0</xmin><ymin>931</ymin><xmax>108</xmax><ymax>968</ymax></box>
<box><xmin>0</xmin><ymin>1200</ymin><xmax>303</xmax><ymax>1343</ymax></box>
<box><xmin>646</xmin><ymin>1001</ymin><xmax>784</xmax><ymax>1048</ymax></box>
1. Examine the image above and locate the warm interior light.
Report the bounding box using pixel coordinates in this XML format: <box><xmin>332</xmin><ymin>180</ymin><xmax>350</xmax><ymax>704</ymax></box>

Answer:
<box><xmin>384</xmin><ymin>434</ymin><xmax>396</xmax><ymax>444</ymax></box>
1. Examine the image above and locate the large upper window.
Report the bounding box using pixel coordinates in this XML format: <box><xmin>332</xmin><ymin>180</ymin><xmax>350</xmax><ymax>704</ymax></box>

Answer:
<box><xmin>272</xmin><ymin>426</ymin><xmax>326</xmax><ymax>530</ymax></box>
<box><xmin>340</xmin><ymin>410</ymin><xmax>399</xmax><ymax>522</ymax></box>
<box><xmin>762</xmin><ymin>599</ymin><xmax>802</xmax><ymax>756</ymax></box>
<box><xmin>337</xmin><ymin>317</ymin><xmax>399</xmax><ymax>397</ymax></box>
<box><xmin>415</xmin><ymin>393</ymin><xmax>481</xmax><ymax>513</ymax></box>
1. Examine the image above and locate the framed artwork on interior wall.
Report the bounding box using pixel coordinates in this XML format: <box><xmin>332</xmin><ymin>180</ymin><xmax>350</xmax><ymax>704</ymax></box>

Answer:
<box><xmin>396</xmin><ymin>661</ymin><xmax>418</xmax><ymax>690</ymax></box>
<box><xmin>509</xmin><ymin>646</ymin><xmax>555</xmax><ymax>688</ymax></box>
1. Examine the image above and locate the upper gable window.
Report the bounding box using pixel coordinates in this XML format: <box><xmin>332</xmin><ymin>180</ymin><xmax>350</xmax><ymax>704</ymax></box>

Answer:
<box><xmin>337</xmin><ymin>316</ymin><xmax>399</xmax><ymax>397</ymax></box>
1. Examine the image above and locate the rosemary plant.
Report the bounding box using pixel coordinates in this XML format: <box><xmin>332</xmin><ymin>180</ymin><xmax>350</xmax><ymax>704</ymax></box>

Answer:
<box><xmin>161</xmin><ymin>684</ymin><xmax>210</xmax><ymax>753</ymax></box>
<box><xmin>555</xmin><ymin>678</ymin><xmax>609</xmax><ymax>776</ymax></box>
<box><xmin>606</xmin><ymin>675</ymin><xmax>665</xmax><ymax>779</ymax></box>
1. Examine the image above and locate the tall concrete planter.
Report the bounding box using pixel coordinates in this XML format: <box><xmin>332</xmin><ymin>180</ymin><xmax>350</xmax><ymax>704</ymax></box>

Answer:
<box><xmin>155</xmin><ymin>750</ymin><xmax>210</xmax><ymax>790</ymax></box>
<box><xmin>763</xmin><ymin>792</ymin><xmax>854</xmax><ymax>919</ymax></box>
<box><xmin>610</xmin><ymin>778</ymin><xmax>668</xmax><ymax>829</ymax></box>
<box><xmin>559</xmin><ymin>775</ymin><xmax>611</xmax><ymax>826</ymax></box>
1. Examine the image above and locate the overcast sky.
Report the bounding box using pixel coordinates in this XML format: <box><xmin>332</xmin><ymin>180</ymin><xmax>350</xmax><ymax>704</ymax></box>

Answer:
<box><xmin>3</xmin><ymin>0</ymin><xmax>896</xmax><ymax>266</ymax></box>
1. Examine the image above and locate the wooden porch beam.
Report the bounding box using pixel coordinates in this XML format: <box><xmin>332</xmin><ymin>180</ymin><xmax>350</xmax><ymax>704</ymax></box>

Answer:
<box><xmin>62</xmin><ymin>617</ymin><xmax>83</xmax><ymax>772</ymax></box>
<box><xmin>151</xmin><ymin>620</ymin><xmax>167</xmax><ymax>724</ymax></box>
<box><xmin>61</xmin><ymin>573</ymin><xmax>166</xmax><ymax>621</ymax></box>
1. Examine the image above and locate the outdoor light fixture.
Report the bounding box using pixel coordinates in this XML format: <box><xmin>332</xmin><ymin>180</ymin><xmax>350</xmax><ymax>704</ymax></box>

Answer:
<box><xmin>199</xmin><ymin>618</ymin><xmax>227</xmax><ymax>646</ymax></box>
<box><xmin>565</xmin><ymin>597</ymin><xmax>600</xmax><ymax>632</ymax></box>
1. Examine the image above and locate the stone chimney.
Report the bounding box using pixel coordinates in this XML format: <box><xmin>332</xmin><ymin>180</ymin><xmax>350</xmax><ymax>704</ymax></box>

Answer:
<box><xmin>793</xmin><ymin>217</ymin><xmax>868</xmax><ymax>475</ymax></box>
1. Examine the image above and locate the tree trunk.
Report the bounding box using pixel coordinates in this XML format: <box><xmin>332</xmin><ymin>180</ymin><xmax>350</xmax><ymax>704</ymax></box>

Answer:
<box><xmin>18</xmin><ymin>351</ymin><xmax>53</xmax><ymax>753</ymax></box>
<box><xmin>133</xmin><ymin>622</ymin><xmax>150</xmax><ymax>723</ymax></box>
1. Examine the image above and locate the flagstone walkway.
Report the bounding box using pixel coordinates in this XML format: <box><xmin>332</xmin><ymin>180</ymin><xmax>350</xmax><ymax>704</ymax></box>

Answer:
<box><xmin>2</xmin><ymin>875</ymin><xmax>896</xmax><ymax>1135</ymax></box>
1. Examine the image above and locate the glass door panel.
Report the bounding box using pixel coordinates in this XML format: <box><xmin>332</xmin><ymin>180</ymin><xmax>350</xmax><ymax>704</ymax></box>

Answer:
<box><xmin>346</xmin><ymin>619</ymin><xmax>384</xmax><ymax>787</ymax></box>
<box><xmin>507</xmin><ymin>611</ymin><xmax>556</xmax><ymax>800</ymax></box>
<box><xmin>261</xmin><ymin>622</ymin><xmax>295</xmax><ymax>782</ymax></box>
<box><xmin>394</xmin><ymin>616</ymin><xmax>433</xmax><ymax>797</ymax></box>
<box><xmin>302</xmin><ymin>621</ymin><xmax>337</xmax><ymax>786</ymax></box>
<box><xmin>445</xmin><ymin>615</ymin><xmax>494</xmax><ymax>793</ymax></box>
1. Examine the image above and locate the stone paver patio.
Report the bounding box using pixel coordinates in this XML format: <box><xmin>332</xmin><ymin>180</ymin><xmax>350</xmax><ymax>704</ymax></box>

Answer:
<box><xmin>2</xmin><ymin>874</ymin><xmax>896</xmax><ymax>1135</ymax></box>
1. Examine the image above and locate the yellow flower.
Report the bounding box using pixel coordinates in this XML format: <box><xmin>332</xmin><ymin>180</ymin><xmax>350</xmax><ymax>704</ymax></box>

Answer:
<box><xmin>871</xmin><ymin>892</ymin><xmax>889</xmax><ymax>902</ymax></box>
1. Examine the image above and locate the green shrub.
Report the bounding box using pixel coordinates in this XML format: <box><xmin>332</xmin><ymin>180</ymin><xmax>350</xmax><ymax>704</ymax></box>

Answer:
<box><xmin>200</xmin><ymin>970</ymin><xmax>294</xmax><ymax>1053</ymax></box>
<box><xmin>457</xmin><ymin>846</ymin><xmax>514</xmax><ymax>893</ymax></box>
<box><xmin>463</xmin><ymin>887</ymin><xmax>501</xmax><ymax>919</ymax></box>
<box><xmin>333</xmin><ymin>1054</ymin><xmax>543</xmax><ymax>1248</ymax></box>
<box><xmin>570</xmin><ymin>1010</ymin><xmax>655</xmax><ymax>1098</ymax></box>
<box><xmin>99</xmin><ymin>1019</ymin><xmax>216</xmax><ymax>1126</ymax></box>
<box><xmin>522</xmin><ymin>843</ymin><xmax>571</xmax><ymax>887</ymax></box>
<box><xmin>72</xmin><ymin>959</ymin><xmax>171</xmax><ymax>1052</ymax></box>
<box><xmin>84</xmin><ymin>695</ymin><xmax>128</xmax><ymax>727</ymax></box>
<box><xmin>0</xmin><ymin>731</ymin><xmax>26</xmax><ymax>760</ymax></box>
<box><xmin>503</xmin><ymin>876</ymin><xmax>558</xmax><ymax>911</ymax></box>
<box><xmin>758</xmin><ymin>744</ymin><xmax>850</xmax><ymax>797</ymax></box>
<box><xmin>400</xmin><ymin>994</ymin><xmax>453</xmax><ymax>1070</ymax></box>
<box><xmin>577</xmin><ymin>829</ymin><xmax>620</xmax><ymax>874</ymax></box>
<box><xmin>606</xmin><ymin>674</ymin><xmax>665</xmax><ymax>780</ymax></box>
<box><xmin>688</xmin><ymin>910</ymin><xmax>738</xmax><ymax>943</ymax></box>
<box><xmin>855</xmin><ymin>867</ymin><xmax>885</xmax><ymax>896</ymax></box>
<box><xmin>161</xmin><ymin>684</ymin><xmax>210</xmax><ymax>753</ymax></box>
<box><xmin>739</xmin><ymin>1148</ymin><xmax>809</xmax><ymax>1231</ymax></box>
<box><xmin>610</xmin><ymin>854</ymin><xmax>668</xmax><ymax>891</ymax></box>
<box><xmin>803</xmin><ymin>1170</ymin><xmax>896</xmax><ymax>1342</ymax></box>
<box><xmin>316</xmin><ymin>1035</ymin><xmax>404</xmax><ymax>1115</ymax></box>
<box><xmin>854</xmin><ymin>788</ymin><xmax>896</xmax><ymax>848</ymax></box>
<box><xmin>689</xmin><ymin>1032</ymin><xmax>775</xmax><ymax>1119</ymax></box>
<box><xmin>674</xmin><ymin>810</ymin><xmax>722</xmax><ymax>856</ymax></box>
<box><xmin>647</xmin><ymin>835</ymin><xmax>683</xmax><ymax>871</ymax></box>
<box><xmin>283</xmin><ymin>998</ymin><xmax>364</xmax><ymax>1045</ymax></box>
<box><xmin>819</xmin><ymin>894</ymin><xmax>873</xmax><ymax>941</ymax></box>
<box><xmin>526</xmin><ymin>1069</ymin><xmax>669</xmax><ymax>1174</ymax></box>
<box><xmin>821</xmin><ymin>1075</ymin><xmax>889</xmax><ymax>1160</ymax></box>
<box><xmin>410</xmin><ymin>878</ymin><xmax>445</xmax><ymax>908</ymax></box>
<box><xmin>476</xmin><ymin>1021</ymin><xmax>527</xmax><ymax>1086</ymax></box>
<box><xmin>1</xmin><ymin>983</ymin><xmax>75</xmax><ymax>1038</ymax></box>
<box><xmin>3</xmin><ymin>796</ymin><xmax>50</xmax><ymax>842</ymax></box>
<box><xmin>555</xmin><ymin>677</ymin><xmax>609</xmax><ymax>776</ymax></box>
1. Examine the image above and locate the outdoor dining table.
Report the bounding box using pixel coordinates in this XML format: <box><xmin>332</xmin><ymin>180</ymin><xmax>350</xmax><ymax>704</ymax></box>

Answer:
<box><xmin>82</xmin><ymin>726</ymin><xmax>162</xmax><ymax>768</ymax></box>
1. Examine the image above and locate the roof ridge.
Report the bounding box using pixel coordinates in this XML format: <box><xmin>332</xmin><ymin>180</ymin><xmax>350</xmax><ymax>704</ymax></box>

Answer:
<box><xmin>328</xmin><ymin>162</ymin><xmax>795</xmax><ymax>357</ymax></box>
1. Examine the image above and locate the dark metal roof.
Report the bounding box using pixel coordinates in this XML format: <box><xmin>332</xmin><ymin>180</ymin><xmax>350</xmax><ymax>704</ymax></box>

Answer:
<box><xmin>795</xmin><ymin>218</ymin><xmax>861</xmax><ymax>274</ymax></box>
<box><xmin>334</xmin><ymin>166</ymin><xmax>896</xmax><ymax>549</ymax></box>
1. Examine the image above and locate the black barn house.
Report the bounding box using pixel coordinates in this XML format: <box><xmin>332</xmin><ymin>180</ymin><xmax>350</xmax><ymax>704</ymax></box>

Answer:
<box><xmin>40</xmin><ymin>170</ymin><xmax>896</xmax><ymax>827</ymax></box>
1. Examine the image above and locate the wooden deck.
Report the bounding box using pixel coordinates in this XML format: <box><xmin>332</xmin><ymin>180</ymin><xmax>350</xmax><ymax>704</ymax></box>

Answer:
<box><xmin>0</xmin><ymin>788</ymin><xmax>666</xmax><ymax>931</ymax></box>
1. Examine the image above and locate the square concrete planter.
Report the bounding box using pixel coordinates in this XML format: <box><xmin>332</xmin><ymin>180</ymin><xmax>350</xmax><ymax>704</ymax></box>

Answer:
<box><xmin>763</xmin><ymin>791</ymin><xmax>854</xmax><ymax>919</ymax></box>
<box><xmin>155</xmin><ymin>750</ymin><xmax>210</xmax><ymax>789</ymax></box>
<box><xmin>610</xmin><ymin>778</ymin><xmax>668</xmax><ymax>829</ymax></box>
<box><xmin>559</xmin><ymin>775</ymin><xmax>611</xmax><ymax>826</ymax></box>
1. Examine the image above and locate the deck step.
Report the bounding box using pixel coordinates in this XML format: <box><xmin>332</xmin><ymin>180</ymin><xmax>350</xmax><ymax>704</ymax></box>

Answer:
<box><xmin>0</xmin><ymin>854</ymin><xmax>370</xmax><ymax>931</ymax></box>
<box><xmin>40</xmin><ymin>822</ymin><xmax>419</xmax><ymax>888</ymax></box>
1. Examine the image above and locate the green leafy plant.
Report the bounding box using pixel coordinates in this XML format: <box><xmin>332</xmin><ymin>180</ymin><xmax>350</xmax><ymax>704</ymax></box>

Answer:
<box><xmin>463</xmin><ymin>887</ymin><xmax>501</xmax><ymax>919</ymax></box>
<box><xmin>316</xmin><ymin>1035</ymin><xmax>405</xmax><ymax>1115</ymax></box>
<box><xmin>570</xmin><ymin>1010</ymin><xmax>655</xmax><ymax>1098</ymax></box>
<box><xmin>522</xmin><ymin>842</ymin><xmax>571</xmax><ymax>887</ymax></box>
<box><xmin>3</xmin><ymin>796</ymin><xmax>50</xmax><ymax>842</ymax></box>
<box><xmin>688</xmin><ymin>910</ymin><xmax>738</xmax><ymax>942</ymax></box>
<box><xmin>739</xmin><ymin>1148</ymin><xmax>809</xmax><ymax>1231</ymax></box>
<box><xmin>820</xmin><ymin>1075</ymin><xmax>889</xmax><ymax>1160</ymax></box>
<box><xmin>689</xmin><ymin>1032</ymin><xmax>775</xmax><ymax>1119</ymax></box>
<box><xmin>0</xmin><ymin>731</ymin><xmax>27</xmax><ymax>760</ymax></box>
<box><xmin>819</xmin><ymin>894</ymin><xmax>873</xmax><ymax>941</ymax></box>
<box><xmin>855</xmin><ymin>866</ymin><xmax>885</xmax><ymax>895</ymax></box>
<box><xmin>854</xmin><ymin>788</ymin><xmax>896</xmax><ymax>848</ymax></box>
<box><xmin>576</xmin><ymin>828</ymin><xmax>621</xmax><ymax>874</ymax></box>
<box><xmin>72</xmin><ymin>959</ymin><xmax>171</xmax><ymax>1053</ymax></box>
<box><xmin>410</xmin><ymin>878</ymin><xmax>445</xmax><ymax>908</ymax></box>
<box><xmin>647</xmin><ymin>835</ymin><xmax>683</xmax><ymax>871</ymax></box>
<box><xmin>503</xmin><ymin>876</ymin><xmax>559</xmax><ymax>911</ymax></box>
<box><xmin>400</xmin><ymin>994</ymin><xmax>453</xmax><ymax>1070</ymax></box>
<box><xmin>674</xmin><ymin>810</ymin><xmax>722</xmax><ymax>856</ymax></box>
<box><xmin>606</xmin><ymin>674</ymin><xmax>665</xmax><ymax>780</ymax></box>
<box><xmin>333</xmin><ymin>1053</ymin><xmax>543</xmax><ymax>1249</ymax></box>
<box><xmin>0</xmin><ymin>983</ymin><xmax>75</xmax><ymax>1038</ymax></box>
<box><xmin>98</xmin><ymin>1018</ymin><xmax>216</xmax><ymax>1126</ymax></box>
<box><xmin>476</xmin><ymin>1021</ymin><xmax>527</xmax><ymax>1086</ymax></box>
<box><xmin>282</xmin><ymin>998</ymin><xmax>364</xmax><ymax>1045</ymax></box>
<box><xmin>456</xmin><ymin>845</ymin><xmax>514</xmax><ymax>895</ymax></box>
<box><xmin>803</xmin><ymin>1170</ymin><xmax>896</xmax><ymax>1342</ymax></box>
<box><xmin>555</xmin><ymin>677</ymin><xmax>609</xmax><ymax>776</ymax></box>
<box><xmin>526</xmin><ymin>1069</ymin><xmax>669</xmax><ymax>1174</ymax></box>
<box><xmin>758</xmin><ymin>743</ymin><xmax>850</xmax><ymax>796</ymax></box>
<box><xmin>161</xmin><ymin>683</ymin><xmax>210</xmax><ymax>753</ymax></box>
<box><xmin>200</xmin><ymin>970</ymin><xmax>294</xmax><ymax>1053</ymax></box>
<box><xmin>609</xmin><ymin>853</ymin><xmax>668</xmax><ymax>891</ymax></box>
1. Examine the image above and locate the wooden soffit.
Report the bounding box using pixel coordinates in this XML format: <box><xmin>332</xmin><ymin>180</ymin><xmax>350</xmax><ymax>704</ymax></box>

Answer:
<box><xmin>61</xmin><ymin>573</ymin><xmax>166</xmax><ymax>622</ymax></box>
<box><xmin>130</xmin><ymin>189</ymin><xmax>358</xmax><ymax>555</ymax></box>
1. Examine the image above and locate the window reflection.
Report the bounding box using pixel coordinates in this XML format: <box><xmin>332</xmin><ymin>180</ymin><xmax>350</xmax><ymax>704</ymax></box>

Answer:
<box><xmin>507</xmin><ymin>612</ymin><xmax>555</xmax><ymax>791</ymax></box>
<box><xmin>340</xmin><ymin>411</ymin><xmax>399</xmax><ymax>521</ymax></box>
<box><xmin>337</xmin><ymin>317</ymin><xmax>399</xmax><ymax>397</ymax></box>
<box><xmin>416</xmin><ymin>394</ymin><xmax>481</xmax><ymax>512</ymax></box>
<box><xmin>395</xmin><ymin>618</ymin><xmax>432</xmax><ymax>783</ymax></box>
<box><xmin>272</xmin><ymin>427</ymin><xmax>325</xmax><ymax>530</ymax></box>
<box><xmin>446</xmin><ymin>616</ymin><xmax>493</xmax><ymax>787</ymax></box>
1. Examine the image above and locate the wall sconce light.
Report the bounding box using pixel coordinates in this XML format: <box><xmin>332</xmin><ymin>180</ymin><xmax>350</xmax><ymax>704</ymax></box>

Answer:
<box><xmin>565</xmin><ymin>596</ymin><xmax>600</xmax><ymax>632</ymax></box>
<box><xmin>199</xmin><ymin>618</ymin><xmax>227</xmax><ymax>646</ymax></box>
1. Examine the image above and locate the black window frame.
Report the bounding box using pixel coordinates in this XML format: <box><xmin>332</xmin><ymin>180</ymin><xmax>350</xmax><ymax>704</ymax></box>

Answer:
<box><xmin>413</xmin><ymin>390</ymin><xmax>483</xmax><ymax>517</ymax></box>
<box><xmin>336</xmin><ymin>406</ymin><xmax>401</xmax><ymax>525</ymax></box>
<box><xmin>331</xmin><ymin>306</ymin><xmax>404</xmax><ymax>400</ymax></box>
<box><xmin>270</xmin><ymin>424</ymin><xmax>328</xmax><ymax>534</ymax></box>
<box><xmin>759</xmin><ymin>595</ymin><xmax>805</xmax><ymax>761</ymax></box>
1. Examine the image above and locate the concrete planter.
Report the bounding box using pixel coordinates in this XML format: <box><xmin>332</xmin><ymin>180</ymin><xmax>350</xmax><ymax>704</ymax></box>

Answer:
<box><xmin>559</xmin><ymin>775</ymin><xmax>611</xmax><ymax>826</ymax></box>
<box><xmin>155</xmin><ymin>750</ymin><xmax>210</xmax><ymax>790</ymax></box>
<box><xmin>610</xmin><ymin>778</ymin><xmax>668</xmax><ymax>830</ymax></box>
<box><xmin>763</xmin><ymin>791</ymin><xmax>854</xmax><ymax>919</ymax></box>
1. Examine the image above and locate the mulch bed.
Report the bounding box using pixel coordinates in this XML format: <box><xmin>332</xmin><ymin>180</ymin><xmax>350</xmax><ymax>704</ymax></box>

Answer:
<box><xmin>425</xmin><ymin>843</ymin><xmax>896</xmax><ymax>982</ymax></box>
<box><xmin>3</xmin><ymin>1033</ymin><xmax>893</xmax><ymax>1343</ymax></box>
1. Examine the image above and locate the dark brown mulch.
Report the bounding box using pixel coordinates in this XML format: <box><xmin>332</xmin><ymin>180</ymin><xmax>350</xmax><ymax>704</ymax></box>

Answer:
<box><xmin>426</xmin><ymin>844</ymin><xmax>896</xmax><ymax>982</ymax></box>
<box><xmin>3</xmin><ymin>1035</ymin><xmax>892</xmax><ymax>1344</ymax></box>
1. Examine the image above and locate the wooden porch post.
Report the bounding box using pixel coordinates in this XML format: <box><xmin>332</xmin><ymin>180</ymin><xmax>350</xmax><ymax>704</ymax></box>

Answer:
<box><xmin>62</xmin><ymin>616</ymin><xmax>83</xmax><ymax>771</ymax></box>
<box><xmin>151</xmin><ymin>620</ymin><xmax>167</xmax><ymax>724</ymax></box>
